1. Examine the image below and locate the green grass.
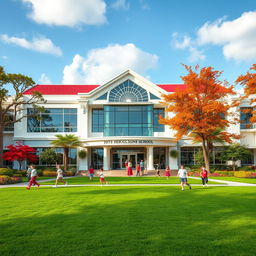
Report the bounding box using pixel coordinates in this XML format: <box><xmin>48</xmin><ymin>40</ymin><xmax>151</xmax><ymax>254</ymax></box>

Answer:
<box><xmin>21</xmin><ymin>177</ymin><xmax>53</xmax><ymax>182</ymax></box>
<box><xmin>1</xmin><ymin>186</ymin><xmax>256</xmax><ymax>256</ymax></box>
<box><xmin>209</xmin><ymin>176</ymin><xmax>256</xmax><ymax>184</ymax></box>
<box><xmin>41</xmin><ymin>176</ymin><xmax>219</xmax><ymax>185</ymax></box>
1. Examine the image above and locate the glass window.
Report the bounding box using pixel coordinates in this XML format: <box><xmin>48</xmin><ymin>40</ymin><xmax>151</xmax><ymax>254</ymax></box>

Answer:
<box><xmin>104</xmin><ymin>105</ymin><xmax>153</xmax><ymax>136</ymax></box>
<box><xmin>240</xmin><ymin>107</ymin><xmax>253</xmax><ymax>129</ymax></box>
<box><xmin>153</xmin><ymin>147</ymin><xmax>166</xmax><ymax>169</ymax></box>
<box><xmin>92</xmin><ymin>109</ymin><xmax>104</xmax><ymax>132</ymax></box>
<box><xmin>153</xmin><ymin>109</ymin><xmax>165</xmax><ymax>132</ymax></box>
<box><xmin>27</xmin><ymin>108</ymin><xmax>77</xmax><ymax>133</ymax></box>
<box><xmin>91</xmin><ymin>148</ymin><xmax>103</xmax><ymax>169</ymax></box>
<box><xmin>109</xmin><ymin>80</ymin><xmax>148</xmax><ymax>102</ymax></box>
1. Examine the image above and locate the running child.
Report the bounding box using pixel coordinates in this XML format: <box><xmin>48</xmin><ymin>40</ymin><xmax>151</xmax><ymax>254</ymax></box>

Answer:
<box><xmin>177</xmin><ymin>165</ymin><xmax>192</xmax><ymax>191</ymax></box>
<box><xmin>88</xmin><ymin>165</ymin><xmax>95</xmax><ymax>181</ymax></box>
<box><xmin>99</xmin><ymin>168</ymin><xmax>108</xmax><ymax>185</ymax></box>
<box><xmin>200</xmin><ymin>166</ymin><xmax>208</xmax><ymax>187</ymax></box>
<box><xmin>54</xmin><ymin>165</ymin><xmax>68</xmax><ymax>187</ymax></box>
<box><xmin>136</xmin><ymin>163</ymin><xmax>141</xmax><ymax>176</ymax></box>
<box><xmin>165</xmin><ymin>166</ymin><xmax>171</xmax><ymax>180</ymax></box>
<box><xmin>26</xmin><ymin>165</ymin><xmax>40</xmax><ymax>190</ymax></box>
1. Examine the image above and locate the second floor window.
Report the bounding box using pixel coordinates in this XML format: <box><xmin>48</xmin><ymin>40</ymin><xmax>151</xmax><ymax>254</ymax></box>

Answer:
<box><xmin>27</xmin><ymin>108</ymin><xmax>77</xmax><ymax>133</ymax></box>
<box><xmin>240</xmin><ymin>107</ymin><xmax>253</xmax><ymax>129</ymax></box>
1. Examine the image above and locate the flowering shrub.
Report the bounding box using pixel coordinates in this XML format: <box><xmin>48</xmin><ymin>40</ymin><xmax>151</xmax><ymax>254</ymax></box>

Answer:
<box><xmin>234</xmin><ymin>171</ymin><xmax>254</xmax><ymax>178</ymax></box>
<box><xmin>42</xmin><ymin>170</ymin><xmax>56</xmax><ymax>177</ymax></box>
<box><xmin>0</xmin><ymin>175</ymin><xmax>22</xmax><ymax>185</ymax></box>
<box><xmin>0</xmin><ymin>168</ymin><xmax>15</xmax><ymax>176</ymax></box>
<box><xmin>248</xmin><ymin>172</ymin><xmax>256</xmax><ymax>178</ymax></box>
<box><xmin>64</xmin><ymin>170</ymin><xmax>76</xmax><ymax>176</ymax></box>
<box><xmin>209</xmin><ymin>173</ymin><xmax>221</xmax><ymax>177</ymax></box>
<box><xmin>213</xmin><ymin>171</ymin><xmax>235</xmax><ymax>176</ymax></box>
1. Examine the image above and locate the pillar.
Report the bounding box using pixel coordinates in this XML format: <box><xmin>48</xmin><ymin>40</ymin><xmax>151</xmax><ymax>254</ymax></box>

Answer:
<box><xmin>103</xmin><ymin>147</ymin><xmax>110</xmax><ymax>170</ymax></box>
<box><xmin>147</xmin><ymin>146</ymin><xmax>154</xmax><ymax>171</ymax></box>
<box><xmin>169</xmin><ymin>146</ymin><xmax>178</xmax><ymax>170</ymax></box>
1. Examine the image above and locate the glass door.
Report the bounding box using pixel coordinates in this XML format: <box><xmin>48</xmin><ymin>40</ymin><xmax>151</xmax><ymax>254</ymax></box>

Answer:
<box><xmin>121</xmin><ymin>153</ymin><xmax>137</xmax><ymax>169</ymax></box>
<box><xmin>121</xmin><ymin>154</ymin><xmax>128</xmax><ymax>169</ymax></box>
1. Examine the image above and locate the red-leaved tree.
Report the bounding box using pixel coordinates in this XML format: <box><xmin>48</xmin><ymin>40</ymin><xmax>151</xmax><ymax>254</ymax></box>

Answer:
<box><xmin>3</xmin><ymin>142</ymin><xmax>37</xmax><ymax>170</ymax></box>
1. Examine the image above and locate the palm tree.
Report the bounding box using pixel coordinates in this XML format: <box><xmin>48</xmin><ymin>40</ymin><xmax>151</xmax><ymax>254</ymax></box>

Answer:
<box><xmin>51</xmin><ymin>134</ymin><xmax>83</xmax><ymax>171</ymax></box>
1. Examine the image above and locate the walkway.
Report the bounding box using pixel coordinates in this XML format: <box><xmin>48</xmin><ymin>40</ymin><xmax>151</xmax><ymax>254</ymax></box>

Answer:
<box><xmin>1</xmin><ymin>176</ymin><xmax>256</xmax><ymax>188</ymax></box>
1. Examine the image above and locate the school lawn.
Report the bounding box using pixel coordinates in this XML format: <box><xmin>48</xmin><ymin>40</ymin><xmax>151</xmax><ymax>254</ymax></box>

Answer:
<box><xmin>1</xmin><ymin>186</ymin><xmax>256</xmax><ymax>256</ymax></box>
<box><xmin>42</xmin><ymin>176</ymin><xmax>220</xmax><ymax>185</ymax></box>
<box><xmin>208</xmin><ymin>177</ymin><xmax>256</xmax><ymax>184</ymax></box>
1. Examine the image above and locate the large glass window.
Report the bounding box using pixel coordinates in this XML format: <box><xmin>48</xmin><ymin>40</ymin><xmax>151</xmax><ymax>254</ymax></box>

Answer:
<box><xmin>153</xmin><ymin>147</ymin><xmax>166</xmax><ymax>169</ymax></box>
<box><xmin>92</xmin><ymin>109</ymin><xmax>104</xmax><ymax>132</ymax></box>
<box><xmin>109</xmin><ymin>80</ymin><xmax>148</xmax><ymax>102</ymax></box>
<box><xmin>91</xmin><ymin>148</ymin><xmax>103</xmax><ymax>169</ymax></box>
<box><xmin>104</xmin><ymin>105</ymin><xmax>153</xmax><ymax>136</ymax></box>
<box><xmin>33</xmin><ymin>147</ymin><xmax>77</xmax><ymax>166</ymax></box>
<box><xmin>4</xmin><ymin>111</ymin><xmax>14</xmax><ymax>132</ymax></box>
<box><xmin>153</xmin><ymin>109</ymin><xmax>165</xmax><ymax>132</ymax></box>
<box><xmin>27</xmin><ymin>108</ymin><xmax>77</xmax><ymax>132</ymax></box>
<box><xmin>240</xmin><ymin>107</ymin><xmax>253</xmax><ymax>129</ymax></box>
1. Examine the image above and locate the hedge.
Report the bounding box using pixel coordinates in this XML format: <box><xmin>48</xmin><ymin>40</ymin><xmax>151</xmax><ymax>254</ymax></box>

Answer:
<box><xmin>0</xmin><ymin>175</ymin><xmax>22</xmax><ymax>185</ymax></box>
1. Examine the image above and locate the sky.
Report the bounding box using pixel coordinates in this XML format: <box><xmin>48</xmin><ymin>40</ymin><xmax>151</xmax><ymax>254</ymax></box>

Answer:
<box><xmin>0</xmin><ymin>0</ymin><xmax>256</xmax><ymax>91</ymax></box>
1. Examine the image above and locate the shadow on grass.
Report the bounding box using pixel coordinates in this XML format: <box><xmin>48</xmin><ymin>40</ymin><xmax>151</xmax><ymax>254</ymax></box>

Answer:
<box><xmin>0</xmin><ymin>186</ymin><xmax>256</xmax><ymax>256</ymax></box>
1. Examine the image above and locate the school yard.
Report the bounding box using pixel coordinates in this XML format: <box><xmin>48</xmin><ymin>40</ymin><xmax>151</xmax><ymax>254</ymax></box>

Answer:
<box><xmin>1</xmin><ymin>183</ymin><xmax>256</xmax><ymax>256</ymax></box>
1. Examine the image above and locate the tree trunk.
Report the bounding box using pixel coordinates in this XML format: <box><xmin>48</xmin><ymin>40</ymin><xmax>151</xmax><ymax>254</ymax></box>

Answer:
<box><xmin>202</xmin><ymin>140</ymin><xmax>210</xmax><ymax>172</ymax></box>
<box><xmin>0</xmin><ymin>127</ymin><xmax>4</xmax><ymax>168</ymax></box>
<box><xmin>64</xmin><ymin>148</ymin><xmax>69</xmax><ymax>172</ymax></box>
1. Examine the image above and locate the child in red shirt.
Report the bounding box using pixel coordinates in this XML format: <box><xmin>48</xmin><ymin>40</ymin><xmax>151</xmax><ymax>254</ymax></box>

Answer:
<box><xmin>88</xmin><ymin>166</ymin><xmax>94</xmax><ymax>181</ymax></box>
<box><xmin>165</xmin><ymin>166</ymin><xmax>171</xmax><ymax>180</ymax></box>
<box><xmin>200</xmin><ymin>166</ymin><xmax>208</xmax><ymax>187</ymax></box>
<box><xmin>136</xmin><ymin>163</ymin><xmax>141</xmax><ymax>176</ymax></box>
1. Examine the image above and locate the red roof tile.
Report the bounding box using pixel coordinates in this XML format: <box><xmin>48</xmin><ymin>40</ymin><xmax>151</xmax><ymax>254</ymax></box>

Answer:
<box><xmin>23</xmin><ymin>84</ymin><xmax>100</xmax><ymax>95</ymax></box>
<box><xmin>23</xmin><ymin>84</ymin><xmax>186</xmax><ymax>95</ymax></box>
<box><xmin>156</xmin><ymin>84</ymin><xmax>187</xmax><ymax>92</ymax></box>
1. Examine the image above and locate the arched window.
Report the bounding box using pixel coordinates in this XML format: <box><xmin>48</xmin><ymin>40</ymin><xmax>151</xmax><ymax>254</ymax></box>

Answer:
<box><xmin>109</xmin><ymin>80</ymin><xmax>148</xmax><ymax>102</ymax></box>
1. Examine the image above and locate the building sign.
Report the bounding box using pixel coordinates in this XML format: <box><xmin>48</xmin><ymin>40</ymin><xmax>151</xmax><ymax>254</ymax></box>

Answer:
<box><xmin>104</xmin><ymin>140</ymin><xmax>153</xmax><ymax>145</ymax></box>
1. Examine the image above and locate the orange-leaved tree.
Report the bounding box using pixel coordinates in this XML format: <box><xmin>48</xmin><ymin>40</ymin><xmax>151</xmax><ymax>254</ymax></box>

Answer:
<box><xmin>236</xmin><ymin>64</ymin><xmax>256</xmax><ymax>122</ymax></box>
<box><xmin>160</xmin><ymin>65</ymin><xmax>239</xmax><ymax>171</ymax></box>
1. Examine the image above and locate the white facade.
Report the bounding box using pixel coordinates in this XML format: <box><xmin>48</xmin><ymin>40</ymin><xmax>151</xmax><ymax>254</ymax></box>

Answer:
<box><xmin>3</xmin><ymin>70</ymin><xmax>256</xmax><ymax>170</ymax></box>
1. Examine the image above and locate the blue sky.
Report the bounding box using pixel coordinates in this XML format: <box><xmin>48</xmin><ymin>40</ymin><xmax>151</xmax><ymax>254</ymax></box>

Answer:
<box><xmin>0</xmin><ymin>0</ymin><xmax>256</xmax><ymax>90</ymax></box>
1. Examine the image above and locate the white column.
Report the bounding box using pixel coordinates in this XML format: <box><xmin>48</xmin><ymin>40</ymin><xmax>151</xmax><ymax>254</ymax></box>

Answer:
<box><xmin>78</xmin><ymin>148</ymin><xmax>88</xmax><ymax>171</ymax></box>
<box><xmin>147</xmin><ymin>146</ymin><xmax>154</xmax><ymax>171</ymax></box>
<box><xmin>169</xmin><ymin>146</ymin><xmax>178</xmax><ymax>170</ymax></box>
<box><xmin>103</xmin><ymin>147</ymin><xmax>110</xmax><ymax>170</ymax></box>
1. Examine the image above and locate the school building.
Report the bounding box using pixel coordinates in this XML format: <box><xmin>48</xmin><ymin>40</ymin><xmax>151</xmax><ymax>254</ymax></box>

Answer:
<box><xmin>3</xmin><ymin>69</ymin><xmax>255</xmax><ymax>171</ymax></box>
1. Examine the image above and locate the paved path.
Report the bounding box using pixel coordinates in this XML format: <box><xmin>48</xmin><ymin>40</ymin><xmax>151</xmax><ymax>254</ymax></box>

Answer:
<box><xmin>1</xmin><ymin>176</ymin><xmax>256</xmax><ymax>188</ymax></box>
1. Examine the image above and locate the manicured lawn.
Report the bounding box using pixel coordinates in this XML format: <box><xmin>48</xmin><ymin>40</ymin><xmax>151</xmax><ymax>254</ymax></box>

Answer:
<box><xmin>21</xmin><ymin>177</ymin><xmax>53</xmax><ymax>182</ymax></box>
<box><xmin>42</xmin><ymin>176</ymin><xmax>219</xmax><ymax>185</ymax></box>
<box><xmin>1</xmin><ymin>186</ymin><xmax>256</xmax><ymax>256</ymax></box>
<box><xmin>209</xmin><ymin>177</ymin><xmax>256</xmax><ymax>184</ymax></box>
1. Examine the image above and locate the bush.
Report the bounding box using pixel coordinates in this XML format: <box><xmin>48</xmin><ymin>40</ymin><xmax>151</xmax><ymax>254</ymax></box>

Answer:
<box><xmin>16</xmin><ymin>170</ymin><xmax>27</xmax><ymax>177</ymax></box>
<box><xmin>213</xmin><ymin>171</ymin><xmax>235</xmax><ymax>176</ymax></box>
<box><xmin>238</xmin><ymin>166</ymin><xmax>254</xmax><ymax>171</ymax></box>
<box><xmin>234</xmin><ymin>171</ymin><xmax>254</xmax><ymax>178</ymax></box>
<box><xmin>13</xmin><ymin>174</ymin><xmax>22</xmax><ymax>177</ymax></box>
<box><xmin>42</xmin><ymin>170</ymin><xmax>56</xmax><ymax>177</ymax></box>
<box><xmin>0</xmin><ymin>168</ymin><xmax>15</xmax><ymax>176</ymax></box>
<box><xmin>65</xmin><ymin>170</ymin><xmax>76</xmax><ymax>176</ymax></box>
<box><xmin>0</xmin><ymin>175</ymin><xmax>22</xmax><ymax>185</ymax></box>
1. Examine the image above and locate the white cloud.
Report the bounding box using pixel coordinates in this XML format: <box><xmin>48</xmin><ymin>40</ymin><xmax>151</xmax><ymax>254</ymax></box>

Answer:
<box><xmin>111</xmin><ymin>0</ymin><xmax>130</xmax><ymax>10</ymax></box>
<box><xmin>0</xmin><ymin>34</ymin><xmax>62</xmax><ymax>56</ymax></box>
<box><xmin>197</xmin><ymin>11</ymin><xmax>256</xmax><ymax>61</ymax></box>
<box><xmin>22</xmin><ymin>0</ymin><xmax>107</xmax><ymax>27</ymax></box>
<box><xmin>1</xmin><ymin>56</ymin><xmax>8</xmax><ymax>60</ymax></box>
<box><xmin>39</xmin><ymin>73</ymin><xmax>52</xmax><ymax>84</ymax></box>
<box><xmin>62</xmin><ymin>43</ymin><xmax>158</xmax><ymax>84</ymax></box>
<box><xmin>172</xmin><ymin>33</ymin><xmax>205</xmax><ymax>62</ymax></box>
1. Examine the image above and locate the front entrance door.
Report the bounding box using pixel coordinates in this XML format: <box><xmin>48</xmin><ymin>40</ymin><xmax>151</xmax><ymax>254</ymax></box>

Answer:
<box><xmin>121</xmin><ymin>153</ymin><xmax>137</xmax><ymax>169</ymax></box>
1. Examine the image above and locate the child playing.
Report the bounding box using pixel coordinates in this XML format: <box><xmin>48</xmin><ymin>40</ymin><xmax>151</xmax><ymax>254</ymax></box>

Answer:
<box><xmin>99</xmin><ymin>168</ymin><xmax>108</xmax><ymax>186</ymax></box>
<box><xmin>53</xmin><ymin>165</ymin><xmax>68</xmax><ymax>187</ymax></box>
<box><xmin>165</xmin><ymin>166</ymin><xmax>171</xmax><ymax>180</ymax></box>
<box><xmin>26</xmin><ymin>165</ymin><xmax>40</xmax><ymax>190</ymax></box>
<box><xmin>88</xmin><ymin>165</ymin><xmax>94</xmax><ymax>181</ymax></box>
<box><xmin>200</xmin><ymin>166</ymin><xmax>209</xmax><ymax>187</ymax></box>
<box><xmin>136</xmin><ymin>163</ymin><xmax>141</xmax><ymax>176</ymax></box>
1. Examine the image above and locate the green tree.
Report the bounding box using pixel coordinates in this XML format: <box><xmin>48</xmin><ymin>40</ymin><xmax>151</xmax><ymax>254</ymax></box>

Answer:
<box><xmin>0</xmin><ymin>66</ymin><xmax>45</xmax><ymax>167</ymax></box>
<box><xmin>220</xmin><ymin>143</ymin><xmax>252</xmax><ymax>171</ymax></box>
<box><xmin>51</xmin><ymin>134</ymin><xmax>83</xmax><ymax>171</ymax></box>
<box><xmin>40</xmin><ymin>148</ymin><xmax>58</xmax><ymax>166</ymax></box>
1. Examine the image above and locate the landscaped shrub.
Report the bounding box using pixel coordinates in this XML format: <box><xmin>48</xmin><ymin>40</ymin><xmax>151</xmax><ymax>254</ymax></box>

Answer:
<box><xmin>0</xmin><ymin>168</ymin><xmax>15</xmax><ymax>177</ymax></box>
<box><xmin>234</xmin><ymin>171</ymin><xmax>254</xmax><ymax>178</ymax></box>
<box><xmin>42</xmin><ymin>170</ymin><xmax>56</xmax><ymax>177</ymax></box>
<box><xmin>213</xmin><ymin>171</ymin><xmax>235</xmax><ymax>176</ymax></box>
<box><xmin>13</xmin><ymin>174</ymin><xmax>22</xmax><ymax>177</ymax></box>
<box><xmin>65</xmin><ymin>170</ymin><xmax>76</xmax><ymax>176</ymax></box>
<box><xmin>248</xmin><ymin>172</ymin><xmax>256</xmax><ymax>178</ymax></box>
<box><xmin>0</xmin><ymin>175</ymin><xmax>22</xmax><ymax>185</ymax></box>
<box><xmin>238</xmin><ymin>166</ymin><xmax>254</xmax><ymax>171</ymax></box>
<box><xmin>16</xmin><ymin>170</ymin><xmax>27</xmax><ymax>177</ymax></box>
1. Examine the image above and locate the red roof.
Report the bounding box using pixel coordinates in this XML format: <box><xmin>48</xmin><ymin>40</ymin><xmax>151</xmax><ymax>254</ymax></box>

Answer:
<box><xmin>157</xmin><ymin>84</ymin><xmax>187</xmax><ymax>92</ymax></box>
<box><xmin>23</xmin><ymin>84</ymin><xmax>186</xmax><ymax>95</ymax></box>
<box><xmin>23</xmin><ymin>84</ymin><xmax>100</xmax><ymax>95</ymax></box>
